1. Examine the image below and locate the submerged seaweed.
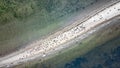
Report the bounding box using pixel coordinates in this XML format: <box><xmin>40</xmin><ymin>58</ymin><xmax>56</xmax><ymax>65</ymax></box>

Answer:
<box><xmin>64</xmin><ymin>37</ymin><xmax>120</xmax><ymax>68</ymax></box>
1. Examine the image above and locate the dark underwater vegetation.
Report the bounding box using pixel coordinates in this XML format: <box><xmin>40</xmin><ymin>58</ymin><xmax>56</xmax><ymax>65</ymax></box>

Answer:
<box><xmin>64</xmin><ymin>36</ymin><xmax>120</xmax><ymax>68</ymax></box>
<box><xmin>18</xmin><ymin>31</ymin><xmax>120</xmax><ymax>68</ymax></box>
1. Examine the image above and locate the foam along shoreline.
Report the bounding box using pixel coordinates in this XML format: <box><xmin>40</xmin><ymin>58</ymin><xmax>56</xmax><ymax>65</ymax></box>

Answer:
<box><xmin>0</xmin><ymin>1</ymin><xmax>120</xmax><ymax>68</ymax></box>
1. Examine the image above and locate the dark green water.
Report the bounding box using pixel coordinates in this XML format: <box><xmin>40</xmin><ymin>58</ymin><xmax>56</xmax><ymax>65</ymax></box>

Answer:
<box><xmin>21</xmin><ymin>36</ymin><xmax>120</xmax><ymax>68</ymax></box>
<box><xmin>26</xmin><ymin>36</ymin><xmax>120</xmax><ymax>68</ymax></box>
<box><xmin>63</xmin><ymin>36</ymin><xmax>120</xmax><ymax>68</ymax></box>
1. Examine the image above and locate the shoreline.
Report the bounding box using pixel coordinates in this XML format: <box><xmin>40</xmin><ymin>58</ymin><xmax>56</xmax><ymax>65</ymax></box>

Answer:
<box><xmin>0</xmin><ymin>0</ymin><xmax>117</xmax><ymax>58</ymax></box>
<box><xmin>19</xmin><ymin>16</ymin><xmax>120</xmax><ymax>68</ymax></box>
<box><xmin>0</xmin><ymin>1</ymin><xmax>120</xmax><ymax>68</ymax></box>
<box><xmin>38</xmin><ymin>15</ymin><xmax>120</xmax><ymax>62</ymax></box>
